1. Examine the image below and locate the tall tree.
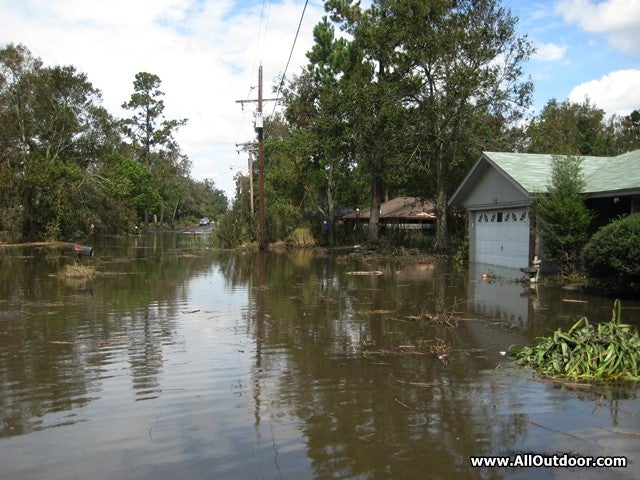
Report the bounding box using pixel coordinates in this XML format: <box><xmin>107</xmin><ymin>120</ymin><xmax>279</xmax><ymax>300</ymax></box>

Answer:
<box><xmin>323</xmin><ymin>1</ymin><xmax>414</xmax><ymax>243</ymax></box>
<box><xmin>121</xmin><ymin>72</ymin><xmax>187</xmax><ymax>227</ymax></box>
<box><xmin>397</xmin><ymin>0</ymin><xmax>534</xmax><ymax>249</ymax></box>
<box><xmin>288</xmin><ymin>17</ymin><xmax>360</xmax><ymax>244</ymax></box>
<box><xmin>311</xmin><ymin>0</ymin><xmax>533</xmax><ymax>248</ymax></box>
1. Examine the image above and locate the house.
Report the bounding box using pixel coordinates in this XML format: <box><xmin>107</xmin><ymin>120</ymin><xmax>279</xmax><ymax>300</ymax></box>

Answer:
<box><xmin>343</xmin><ymin>196</ymin><xmax>436</xmax><ymax>230</ymax></box>
<box><xmin>448</xmin><ymin>149</ymin><xmax>640</xmax><ymax>269</ymax></box>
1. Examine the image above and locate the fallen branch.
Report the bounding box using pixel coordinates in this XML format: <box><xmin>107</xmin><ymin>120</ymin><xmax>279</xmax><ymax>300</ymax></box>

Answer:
<box><xmin>598</xmin><ymin>427</ymin><xmax>640</xmax><ymax>437</ymax></box>
<box><xmin>397</xmin><ymin>380</ymin><xmax>437</xmax><ymax>388</ymax></box>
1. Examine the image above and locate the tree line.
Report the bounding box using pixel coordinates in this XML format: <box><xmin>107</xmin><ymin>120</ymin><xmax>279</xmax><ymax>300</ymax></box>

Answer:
<box><xmin>224</xmin><ymin>0</ymin><xmax>640</xmax><ymax>249</ymax></box>
<box><xmin>0</xmin><ymin>43</ymin><xmax>227</xmax><ymax>243</ymax></box>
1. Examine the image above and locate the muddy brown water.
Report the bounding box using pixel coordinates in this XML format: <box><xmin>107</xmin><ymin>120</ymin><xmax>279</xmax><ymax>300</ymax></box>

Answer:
<box><xmin>1</xmin><ymin>233</ymin><xmax>639</xmax><ymax>479</ymax></box>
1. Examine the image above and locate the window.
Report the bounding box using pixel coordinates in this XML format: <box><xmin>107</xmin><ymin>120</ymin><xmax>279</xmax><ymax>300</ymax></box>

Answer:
<box><xmin>497</xmin><ymin>212</ymin><xmax>503</xmax><ymax>223</ymax></box>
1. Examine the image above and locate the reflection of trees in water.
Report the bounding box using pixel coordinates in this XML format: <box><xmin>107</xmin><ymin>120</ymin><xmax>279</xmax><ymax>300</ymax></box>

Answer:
<box><xmin>236</xmin><ymin>252</ymin><xmax>525</xmax><ymax>479</ymax></box>
<box><xmin>0</xmin><ymin>236</ymin><xmax>215</xmax><ymax>436</ymax></box>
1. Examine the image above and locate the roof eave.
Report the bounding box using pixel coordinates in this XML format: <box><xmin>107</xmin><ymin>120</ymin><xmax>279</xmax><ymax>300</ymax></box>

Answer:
<box><xmin>448</xmin><ymin>152</ymin><xmax>532</xmax><ymax>207</ymax></box>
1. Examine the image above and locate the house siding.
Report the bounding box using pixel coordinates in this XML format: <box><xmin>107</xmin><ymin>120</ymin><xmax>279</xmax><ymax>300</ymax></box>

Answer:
<box><xmin>462</xmin><ymin>162</ymin><xmax>530</xmax><ymax>209</ymax></box>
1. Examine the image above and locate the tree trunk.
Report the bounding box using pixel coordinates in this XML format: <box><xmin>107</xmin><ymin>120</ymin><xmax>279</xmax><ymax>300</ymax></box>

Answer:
<box><xmin>435</xmin><ymin>150</ymin><xmax>448</xmax><ymax>250</ymax></box>
<box><xmin>327</xmin><ymin>161</ymin><xmax>335</xmax><ymax>247</ymax></box>
<box><xmin>368</xmin><ymin>159</ymin><xmax>384</xmax><ymax>243</ymax></box>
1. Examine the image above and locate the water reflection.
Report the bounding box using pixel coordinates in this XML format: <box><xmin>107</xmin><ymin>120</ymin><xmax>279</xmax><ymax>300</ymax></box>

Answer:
<box><xmin>0</xmin><ymin>240</ymin><xmax>639</xmax><ymax>479</ymax></box>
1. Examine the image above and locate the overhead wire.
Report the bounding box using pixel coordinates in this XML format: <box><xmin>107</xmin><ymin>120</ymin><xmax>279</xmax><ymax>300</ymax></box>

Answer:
<box><xmin>230</xmin><ymin>0</ymin><xmax>310</xmax><ymax>196</ymax></box>
<box><xmin>271</xmin><ymin>0</ymin><xmax>309</xmax><ymax>116</ymax></box>
<box><xmin>233</xmin><ymin>0</ymin><xmax>273</xmax><ymax>174</ymax></box>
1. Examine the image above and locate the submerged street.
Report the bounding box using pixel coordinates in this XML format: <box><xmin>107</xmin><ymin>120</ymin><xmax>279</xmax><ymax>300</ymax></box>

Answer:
<box><xmin>1</xmin><ymin>233</ymin><xmax>639</xmax><ymax>479</ymax></box>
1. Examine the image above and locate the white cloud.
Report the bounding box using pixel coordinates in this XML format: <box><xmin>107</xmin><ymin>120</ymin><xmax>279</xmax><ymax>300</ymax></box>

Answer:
<box><xmin>0</xmin><ymin>0</ymin><xmax>326</xmax><ymax>198</ymax></box>
<box><xmin>533</xmin><ymin>41</ymin><xmax>566</xmax><ymax>61</ymax></box>
<box><xmin>568</xmin><ymin>69</ymin><xmax>640</xmax><ymax>116</ymax></box>
<box><xmin>556</xmin><ymin>0</ymin><xmax>640</xmax><ymax>54</ymax></box>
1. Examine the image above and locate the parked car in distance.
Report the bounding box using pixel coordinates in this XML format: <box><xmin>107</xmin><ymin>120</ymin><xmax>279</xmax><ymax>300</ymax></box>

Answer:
<box><xmin>199</xmin><ymin>217</ymin><xmax>210</xmax><ymax>226</ymax></box>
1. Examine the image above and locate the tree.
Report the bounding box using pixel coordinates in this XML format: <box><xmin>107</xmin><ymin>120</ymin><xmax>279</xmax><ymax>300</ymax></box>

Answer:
<box><xmin>526</xmin><ymin>98</ymin><xmax>617</xmax><ymax>156</ymax></box>
<box><xmin>179</xmin><ymin>178</ymin><xmax>228</xmax><ymax>222</ymax></box>
<box><xmin>107</xmin><ymin>155</ymin><xmax>161</xmax><ymax>222</ymax></box>
<box><xmin>396</xmin><ymin>0</ymin><xmax>534</xmax><ymax>249</ymax></box>
<box><xmin>614</xmin><ymin>109</ymin><xmax>640</xmax><ymax>153</ymax></box>
<box><xmin>0</xmin><ymin>43</ymin><xmax>118</xmax><ymax>241</ymax></box>
<box><xmin>321</xmin><ymin>1</ymin><xmax>416</xmax><ymax>243</ymax></box>
<box><xmin>283</xmin><ymin>19</ymin><xmax>365</xmax><ymax>245</ymax></box>
<box><xmin>535</xmin><ymin>155</ymin><xmax>592</xmax><ymax>275</ymax></box>
<box><xmin>121</xmin><ymin>72</ymin><xmax>187</xmax><ymax>227</ymax></box>
<box><xmin>305</xmin><ymin>0</ymin><xmax>534</xmax><ymax>248</ymax></box>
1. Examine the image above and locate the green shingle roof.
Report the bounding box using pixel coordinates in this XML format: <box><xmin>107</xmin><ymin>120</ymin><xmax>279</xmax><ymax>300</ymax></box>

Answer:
<box><xmin>483</xmin><ymin>149</ymin><xmax>640</xmax><ymax>195</ymax></box>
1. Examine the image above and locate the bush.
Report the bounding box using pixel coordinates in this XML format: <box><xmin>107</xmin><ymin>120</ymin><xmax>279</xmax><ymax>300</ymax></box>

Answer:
<box><xmin>582</xmin><ymin>213</ymin><xmax>640</xmax><ymax>296</ymax></box>
<box><xmin>212</xmin><ymin>209</ymin><xmax>256</xmax><ymax>248</ymax></box>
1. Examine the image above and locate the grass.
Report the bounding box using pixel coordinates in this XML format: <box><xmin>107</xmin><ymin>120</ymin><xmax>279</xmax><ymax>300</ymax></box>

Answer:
<box><xmin>286</xmin><ymin>227</ymin><xmax>315</xmax><ymax>247</ymax></box>
<box><xmin>59</xmin><ymin>264</ymin><xmax>97</xmax><ymax>279</ymax></box>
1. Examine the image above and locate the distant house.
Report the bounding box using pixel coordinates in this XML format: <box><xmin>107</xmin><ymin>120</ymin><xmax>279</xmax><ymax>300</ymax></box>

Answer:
<box><xmin>343</xmin><ymin>196</ymin><xmax>436</xmax><ymax>230</ymax></box>
<box><xmin>448</xmin><ymin>150</ymin><xmax>640</xmax><ymax>269</ymax></box>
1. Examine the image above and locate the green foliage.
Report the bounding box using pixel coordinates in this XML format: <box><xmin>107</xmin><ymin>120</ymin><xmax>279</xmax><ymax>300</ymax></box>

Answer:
<box><xmin>178</xmin><ymin>178</ymin><xmax>228</xmax><ymax>223</ymax></box>
<box><xmin>535</xmin><ymin>155</ymin><xmax>592</xmax><ymax>274</ymax></box>
<box><xmin>121</xmin><ymin>72</ymin><xmax>187</xmax><ymax>164</ymax></box>
<box><xmin>121</xmin><ymin>71</ymin><xmax>189</xmax><ymax>226</ymax></box>
<box><xmin>276</xmin><ymin>0</ymin><xmax>535</xmax><ymax>248</ymax></box>
<box><xmin>512</xmin><ymin>300</ymin><xmax>640</xmax><ymax>381</ymax></box>
<box><xmin>614</xmin><ymin>109</ymin><xmax>640</xmax><ymax>153</ymax></box>
<box><xmin>582</xmin><ymin>213</ymin><xmax>640</xmax><ymax>296</ymax></box>
<box><xmin>108</xmin><ymin>155</ymin><xmax>161</xmax><ymax>218</ymax></box>
<box><xmin>0</xmin><ymin>44</ymin><xmax>224</xmax><ymax>241</ymax></box>
<box><xmin>266</xmin><ymin>200</ymin><xmax>303</xmax><ymax>243</ymax></box>
<box><xmin>211</xmin><ymin>173</ymin><xmax>256</xmax><ymax>248</ymax></box>
<box><xmin>527</xmin><ymin>98</ymin><xmax>617</xmax><ymax>156</ymax></box>
<box><xmin>0</xmin><ymin>43</ymin><xmax>119</xmax><ymax>241</ymax></box>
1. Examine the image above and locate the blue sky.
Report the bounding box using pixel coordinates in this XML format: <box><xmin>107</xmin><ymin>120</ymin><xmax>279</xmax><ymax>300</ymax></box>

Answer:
<box><xmin>1</xmin><ymin>0</ymin><xmax>639</xmax><ymax>199</ymax></box>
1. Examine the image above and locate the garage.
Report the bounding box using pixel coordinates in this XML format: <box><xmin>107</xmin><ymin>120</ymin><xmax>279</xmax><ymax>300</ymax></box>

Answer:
<box><xmin>472</xmin><ymin>208</ymin><xmax>530</xmax><ymax>269</ymax></box>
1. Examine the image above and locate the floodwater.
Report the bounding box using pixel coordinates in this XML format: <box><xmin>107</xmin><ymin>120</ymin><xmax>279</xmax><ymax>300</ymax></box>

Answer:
<box><xmin>1</xmin><ymin>233</ymin><xmax>639</xmax><ymax>480</ymax></box>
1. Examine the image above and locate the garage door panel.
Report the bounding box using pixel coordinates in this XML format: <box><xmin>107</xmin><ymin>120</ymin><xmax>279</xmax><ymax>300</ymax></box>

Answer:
<box><xmin>473</xmin><ymin>208</ymin><xmax>530</xmax><ymax>269</ymax></box>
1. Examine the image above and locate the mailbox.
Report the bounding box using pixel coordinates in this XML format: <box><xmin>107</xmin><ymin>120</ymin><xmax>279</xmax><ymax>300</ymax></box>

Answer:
<box><xmin>71</xmin><ymin>245</ymin><xmax>93</xmax><ymax>257</ymax></box>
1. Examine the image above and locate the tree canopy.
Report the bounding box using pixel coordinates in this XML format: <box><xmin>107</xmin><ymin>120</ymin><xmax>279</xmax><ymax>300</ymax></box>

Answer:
<box><xmin>0</xmin><ymin>43</ymin><xmax>226</xmax><ymax>242</ymax></box>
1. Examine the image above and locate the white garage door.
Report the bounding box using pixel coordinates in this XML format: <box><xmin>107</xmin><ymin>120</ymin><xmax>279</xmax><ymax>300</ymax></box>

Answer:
<box><xmin>473</xmin><ymin>208</ymin><xmax>530</xmax><ymax>269</ymax></box>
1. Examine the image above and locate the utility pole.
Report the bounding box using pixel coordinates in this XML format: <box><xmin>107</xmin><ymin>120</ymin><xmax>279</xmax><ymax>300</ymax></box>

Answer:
<box><xmin>235</xmin><ymin>142</ymin><xmax>257</xmax><ymax>215</ymax></box>
<box><xmin>235</xmin><ymin>64</ymin><xmax>278</xmax><ymax>251</ymax></box>
<box><xmin>257</xmin><ymin>65</ymin><xmax>265</xmax><ymax>251</ymax></box>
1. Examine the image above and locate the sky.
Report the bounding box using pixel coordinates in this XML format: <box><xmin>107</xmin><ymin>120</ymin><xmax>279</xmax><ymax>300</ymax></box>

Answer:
<box><xmin>1</xmin><ymin>0</ymin><xmax>639</xmax><ymax>199</ymax></box>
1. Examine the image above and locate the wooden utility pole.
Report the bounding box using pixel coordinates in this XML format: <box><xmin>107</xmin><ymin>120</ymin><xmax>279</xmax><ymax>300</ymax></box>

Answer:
<box><xmin>235</xmin><ymin>65</ymin><xmax>278</xmax><ymax>251</ymax></box>
<box><xmin>257</xmin><ymin>65</ymin><xmax>266</xmax><ymax>251</ymax></box>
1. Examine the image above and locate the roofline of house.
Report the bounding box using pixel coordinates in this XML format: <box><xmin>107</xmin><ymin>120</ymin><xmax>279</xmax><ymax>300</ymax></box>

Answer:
<box><xmin>448</xmin><ymin>153</ymin><xmax>530</xmax><ymax>206</ymax></box>
<box><xmin>584</xmin><ymin>188</ymin><xmax>640</xmax><ymax>199</ymax></box>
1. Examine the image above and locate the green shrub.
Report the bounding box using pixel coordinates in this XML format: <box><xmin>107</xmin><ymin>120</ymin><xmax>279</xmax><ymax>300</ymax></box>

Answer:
<box><xmin>212</xmin><ymin>209</ymin><xmax>256</xmax><ymax>248</ymax></box>
<box><xmin>512</xmin><ymin>300</ymin><xmax>640</xmax><ymax>380</ymax></box>
<box><xmin>265</xmin><ymin>201</ymin><xmax>302</xmax><ymax>243</ymax></box>
<box><xmin>582</xmin><ymin>213</ymin><xmax>640</xmax><ymax>296</ymax></box>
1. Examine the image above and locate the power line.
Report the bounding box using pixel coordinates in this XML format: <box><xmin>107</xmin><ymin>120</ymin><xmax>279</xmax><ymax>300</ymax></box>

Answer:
<box><xmin>271</xmin><ymin>0</ymin><xmax>309</xmax><ymax>116</ymax></box>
